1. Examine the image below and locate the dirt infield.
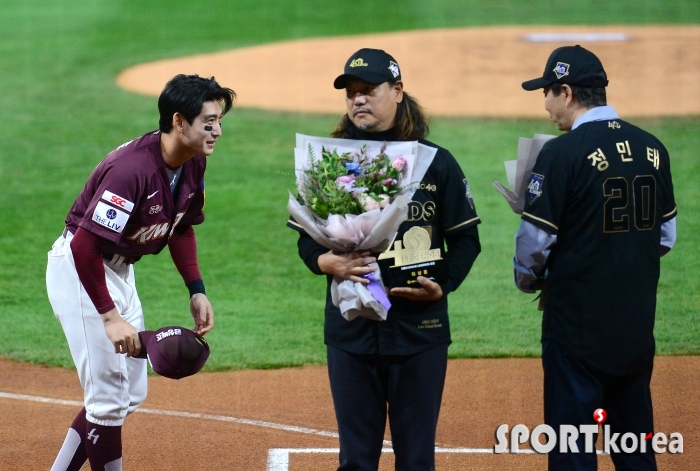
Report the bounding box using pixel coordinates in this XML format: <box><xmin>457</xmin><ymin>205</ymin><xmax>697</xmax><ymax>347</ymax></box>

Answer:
<box><xmin>116</xmin><ymin>25</ymin><xmax>700</xmax><ymax>117</ymax></box>
<box><xmin>1</xmin><ymin>356</ymin><xmax>697</xmax><ymax>470</ymax></box>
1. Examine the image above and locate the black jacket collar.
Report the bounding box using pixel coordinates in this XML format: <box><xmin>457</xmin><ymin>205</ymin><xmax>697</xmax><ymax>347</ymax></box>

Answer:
<box><xmin>347</xmin><ymin>123</ymin><xmax>396</xmax><ymax>142</ymax></box>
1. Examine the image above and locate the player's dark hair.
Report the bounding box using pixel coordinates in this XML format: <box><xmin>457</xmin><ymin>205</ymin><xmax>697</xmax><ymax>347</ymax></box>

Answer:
<box><xmin>158</xmin><ymin>74</ymin><xmax>236</xmax><ymax>133</ymax></box>
<box><xmin>551</xmin><ymin>83</ymin><xmax>607</xmax><ymax>108</ymax></box>
<box><xmin>331</xmin><ymin>83</ymin><xmax>429</xmax><ymax>141</ymax></box>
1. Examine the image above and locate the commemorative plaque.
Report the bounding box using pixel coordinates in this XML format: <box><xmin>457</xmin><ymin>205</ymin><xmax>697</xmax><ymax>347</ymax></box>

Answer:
<box><xmin>377</xmin><ymin>226</ymin><xmax>446</xmax><ymax>288</ymax></box>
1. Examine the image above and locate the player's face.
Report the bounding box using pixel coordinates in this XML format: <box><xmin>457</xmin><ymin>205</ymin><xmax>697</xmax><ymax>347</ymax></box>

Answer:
<box><xmin>182</xmin><ymin>101</ymin><xmax>224</xmax><ymax>156</ymax></box>
<box><xmin>345</xmin><ymin>79</ymin><xmax>403</xmax><ymax>132</ymax></box>
<box><xmin>543</xmin><ymin>87</ymin><xmax>573</xmax><ymax>131</ymax></box>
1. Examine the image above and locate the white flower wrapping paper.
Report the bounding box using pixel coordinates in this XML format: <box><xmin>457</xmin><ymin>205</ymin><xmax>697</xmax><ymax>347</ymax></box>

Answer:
<box><xmin>493</xmin><ymin>133</ymin><xmax>555</xmax><ymax>214</ymax></box>
<box><xmin>288</xmin><ymin>134</ymin><xmax>437</xmax><ymax>321</ymax></box>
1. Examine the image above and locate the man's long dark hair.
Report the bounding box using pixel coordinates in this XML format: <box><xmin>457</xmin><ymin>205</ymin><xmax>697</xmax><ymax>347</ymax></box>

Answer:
<box><xmin>331</xmin><ymin>86</ymin><xmax>429</xmax><ymax>141</ymax></box>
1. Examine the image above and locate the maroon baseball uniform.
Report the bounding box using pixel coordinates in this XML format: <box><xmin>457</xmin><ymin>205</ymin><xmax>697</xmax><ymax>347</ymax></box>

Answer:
<box><xmin>65</xmin><ymin>130</ymin><xmax>206</xmax><ymax>259</ymax></box>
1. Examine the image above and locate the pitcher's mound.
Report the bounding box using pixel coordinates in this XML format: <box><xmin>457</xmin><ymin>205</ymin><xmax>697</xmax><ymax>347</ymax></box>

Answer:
<box><xmin>117</xmin><ymin>25</ymin><xmax>700</xmax><ymax>117</ymax></box>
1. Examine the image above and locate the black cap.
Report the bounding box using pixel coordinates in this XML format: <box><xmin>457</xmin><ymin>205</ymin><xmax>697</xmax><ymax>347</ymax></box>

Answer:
<box><xmin>333</xmin><ymin>48</ymin><xmax>402</xmax><ymax>89</ymax></box>
<box><xmin>522</xmin><ymin>45</ymin><xmax>608</xmax><ymax>91</ymax></box>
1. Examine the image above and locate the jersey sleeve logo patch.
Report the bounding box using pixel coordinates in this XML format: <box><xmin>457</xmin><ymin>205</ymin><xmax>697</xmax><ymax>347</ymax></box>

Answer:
<box><xmin>101</xmin><ymin>190</ymin><xmax>134</xmax><ymax>212</ymax></box>
<box><xmin>527</xmin><ymin>173</ymin><xmax>544</xmax><ymax>204</ymax></box>
<box><xmin>463</xmin><ymin>179</ymin><xmax>475</xmax><ymax>209</ymax></box>
<box><xmin>92</xmin><ymin>201</ymin><xmax>129</xmax><ymax>233</ymax></box>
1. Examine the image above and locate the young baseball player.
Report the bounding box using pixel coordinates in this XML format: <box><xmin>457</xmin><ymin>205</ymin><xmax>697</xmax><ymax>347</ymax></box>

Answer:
<box><xmin>46</xmin><ymin>74</ymin><xmax>235</xmax><ymax>471</ymax></box>
<box><xmin>288</xmin><ymin>48</ymin><xmax>481</xmax><ymax>471</ymax></box>
<box><xmin>514</xmin><ymin>46</ymin><xmax>676</xmax><ymax>470</ymax></box>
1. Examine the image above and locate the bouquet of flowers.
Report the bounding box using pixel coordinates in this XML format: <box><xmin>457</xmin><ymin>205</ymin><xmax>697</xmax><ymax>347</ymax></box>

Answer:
<box><xmin>493</xmin><ymin>133</ymin><xmax>555</xmax><ymax>214</ymax></box>
<box><xmin>288</xmin><ymin>134</ymin><xmax>437</xmax><ymax>321</ymax></box>
<box><xmin>300</xmin><ymin>145</ymin><xmax>405</xmax><ymax>218</ymax></box>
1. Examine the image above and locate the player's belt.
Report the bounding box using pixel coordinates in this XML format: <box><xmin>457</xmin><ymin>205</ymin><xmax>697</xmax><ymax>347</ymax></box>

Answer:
<box><xmin>61</xmin><ymin>227</ymin><xmax>140</xmax><ymax>265</ymax></box>
<box><xmin>102</xmin><ymin>252</ymin><xmax>141</xmax><ymax>265</ymax></box>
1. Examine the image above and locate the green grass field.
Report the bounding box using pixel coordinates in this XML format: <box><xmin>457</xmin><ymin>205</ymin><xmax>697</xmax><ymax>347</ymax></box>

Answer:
<box><xmin>1</xmin><ymin>0</ymin><xmax>698</xmax><ymax>370</ymax></box>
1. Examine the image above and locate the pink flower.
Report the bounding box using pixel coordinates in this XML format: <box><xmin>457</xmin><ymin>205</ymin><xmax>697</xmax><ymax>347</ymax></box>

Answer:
<box><xmin>357</xmin><ymin>194</ymin><xmax>380</xmax><ymax>211</ymax></box>
<box><xmin>363</xmin><ymin>197</ymin><xmax>380</xmax><ymax>211</ymax></box>
<box><xmin>392</xmin><ymin>156</ymin><xmax>406</xmax><ymax>172</ymax></box>
<box><xmin>382</xmin><ymin>177</ymin><xmax>395</xmax><ymax>186</ymax></box>
<box><xmin>336</xmin><ymin>175</ymin><xmax>356</xmax><ymax>190</ymax></box>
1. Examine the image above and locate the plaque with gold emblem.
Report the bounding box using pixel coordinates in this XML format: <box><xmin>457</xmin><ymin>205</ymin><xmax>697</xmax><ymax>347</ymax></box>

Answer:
<box><xmin>377</xmin><ymin>226</ymin><xmax>446</xmax><ymax>288</ymax></box>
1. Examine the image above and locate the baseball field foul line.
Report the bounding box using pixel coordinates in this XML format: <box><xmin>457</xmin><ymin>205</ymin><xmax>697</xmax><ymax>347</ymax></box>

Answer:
<box><xmin>266</xmin><ymin>447</ymin><xmax>537</xmax><ymax>471</ymax></box>
<box><xmin>0</xmin><ymin>391</ymin><xmax>359</xmax><ymax>441</ymax></box>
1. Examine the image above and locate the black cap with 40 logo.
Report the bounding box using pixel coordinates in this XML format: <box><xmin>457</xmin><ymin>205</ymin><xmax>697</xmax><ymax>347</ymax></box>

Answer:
<box><xmin>334</xmin><ymin>48</ymin><xmax>402</xmax><ymax>89</ymax></box>
<box><xmin>522</xmin><ymin>45</ymin><xmax>609</xmax><ymax>91</ymax></box>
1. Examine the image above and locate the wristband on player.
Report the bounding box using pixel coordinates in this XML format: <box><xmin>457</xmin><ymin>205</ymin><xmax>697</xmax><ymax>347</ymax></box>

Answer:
<box><xmin>187</xmin><ymin>279</ymin><xmax>206</xmax><ymax>298</ymax></box>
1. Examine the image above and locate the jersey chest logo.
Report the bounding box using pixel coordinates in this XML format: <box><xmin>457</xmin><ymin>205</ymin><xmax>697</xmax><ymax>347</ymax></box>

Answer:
<box><xmin>127</xmin><ymin>222</ymin><xmax>170</xmax><ymax>244</ymax></box>
<box><xmin>407</xmin><ymin>200</ymin><xmax>436</xmax><ymax>222</ymax></box>
<box><xmin>127</xmin><ymin>212</ymin><xmax>185</xmax><ymax>244</ymax></box>
<box><xmin>149</xmin><ymin>204</ymin><xmax>163</xmax><ymax>215</ymax></box>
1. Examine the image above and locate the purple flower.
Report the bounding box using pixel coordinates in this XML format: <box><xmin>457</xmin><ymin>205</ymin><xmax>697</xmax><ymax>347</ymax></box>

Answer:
<box><xmin>392</xmin><ymin>156</ymin><xmax>407</xmax><ymax>172</ymax></box>
<box><xmin>382</xmin><ymin>177</ymin><xmax>395</xmax><ymax>186</ymax></box>
<box><xmin>336</xmin><ymin>175</ymin><xmax>356</xmax><ymax>190</ymax></box>
<box><xmin>344</xmin><ymin>162</ymin><xmax>361</xmax><ymax>175</ymax></box>
<box><xmin>351</xmin><ymin>186</ymin><xmax>368</xmax><ymax>197</ymax></box>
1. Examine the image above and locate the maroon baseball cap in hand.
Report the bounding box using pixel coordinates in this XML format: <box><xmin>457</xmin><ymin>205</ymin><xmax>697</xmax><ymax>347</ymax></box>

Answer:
<box><xmin>135</xmin><ymin>326</ymin><xmax>210</xmax><ymax>380</ymax></box>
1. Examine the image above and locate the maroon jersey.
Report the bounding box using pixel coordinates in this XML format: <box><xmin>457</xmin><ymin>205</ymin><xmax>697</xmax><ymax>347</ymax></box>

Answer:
<box><xmin>66</xmin><ymin>130</ymin><xmax>206</xmax><ymax>259</ymax></box>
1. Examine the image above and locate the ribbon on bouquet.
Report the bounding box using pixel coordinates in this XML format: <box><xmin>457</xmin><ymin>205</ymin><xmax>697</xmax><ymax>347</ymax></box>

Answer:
<box><xmin>330</xmin><ymin>262</ymin><xmax>390</xmax><ymax>322</ymax></box>
<box><xmin>363</xmin><ymin>271</ymin><xmax>391</xmax><ymax>312</ymax></box>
